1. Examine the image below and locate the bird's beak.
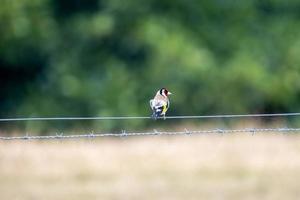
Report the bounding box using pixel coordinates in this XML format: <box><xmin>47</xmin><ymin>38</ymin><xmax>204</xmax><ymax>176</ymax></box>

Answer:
<box><xmin>168</xmin><ymin>92</ymin><xmax>172</xmax><ymax>95</ymax></box>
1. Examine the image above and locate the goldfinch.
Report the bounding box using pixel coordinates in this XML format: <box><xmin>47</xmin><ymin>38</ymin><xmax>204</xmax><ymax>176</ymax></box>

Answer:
<box><xmin>150</xmin><ymin>88</ymin><xmax>172</xmax><ymax>119</ymax></box>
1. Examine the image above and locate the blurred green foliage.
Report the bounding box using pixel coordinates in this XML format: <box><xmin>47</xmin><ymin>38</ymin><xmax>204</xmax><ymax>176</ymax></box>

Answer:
<box><xmin>1</xmin><ymin>0</ymin><xmax>300</xmax><ymax>132</ymax></box>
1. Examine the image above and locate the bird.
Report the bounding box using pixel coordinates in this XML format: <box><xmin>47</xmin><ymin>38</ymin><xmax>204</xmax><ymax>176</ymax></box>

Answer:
<box><xmin>150</xmin><ymin>88</ymin><xmax>172</xmax><ymax>120</ymax></box>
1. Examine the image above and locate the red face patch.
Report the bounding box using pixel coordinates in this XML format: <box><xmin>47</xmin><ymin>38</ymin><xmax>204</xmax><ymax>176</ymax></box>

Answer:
<box><xmin>164</xmin><ymin>89</ymin><xmax>169</xmax><ymax>96</ymax></box>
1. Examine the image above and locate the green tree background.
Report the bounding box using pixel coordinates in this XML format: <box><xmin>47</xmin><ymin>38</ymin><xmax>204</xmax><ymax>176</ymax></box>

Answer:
<box><xmin>1</xmin><ymin>0</ymin><xmax>300</xmax><ymax>133</ymax></box>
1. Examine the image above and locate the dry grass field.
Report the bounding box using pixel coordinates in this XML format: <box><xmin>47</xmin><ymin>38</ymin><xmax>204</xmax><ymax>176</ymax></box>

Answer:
<box><xmin>1</xmin><ymin>134</ymin><xmax>300</xmax><ymax>200</ymax></box>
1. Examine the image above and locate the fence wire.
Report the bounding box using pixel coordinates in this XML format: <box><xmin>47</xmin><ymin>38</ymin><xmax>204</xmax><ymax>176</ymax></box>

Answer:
<box><xmin>1</xmin><ymin>112</ymin><xmax>300</xmax><ymax>122</ymax></box>
<box><xmin>1</xmin><ymin>112</ymin><xmax>300</xmax><ymax>140</ymax></box>
<box><xmin>1</xmin><ymin>127</ymin><xmax>300</xmax><ymax>141</ymax></box>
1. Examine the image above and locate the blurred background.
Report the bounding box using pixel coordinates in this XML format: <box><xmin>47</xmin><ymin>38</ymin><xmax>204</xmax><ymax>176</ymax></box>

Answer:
<box><xmin>1</xmin><ymin>1</ymin><xmax>300</xmax><ymax>200</ymax></box>
<box><xmin>1</xmin><ymin>0</ymin><xmax>300</xmax><ymax>134</ymax></box>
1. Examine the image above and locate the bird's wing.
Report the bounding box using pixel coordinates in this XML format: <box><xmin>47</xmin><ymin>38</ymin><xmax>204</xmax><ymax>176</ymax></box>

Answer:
<box><xmin>149</xmin><ymin>99</ymin><xmax>154</xmax><ymax>108</ymax></box>
<box><xmin>150</xmin><ymin>99</ymin><xmax>167</xmax><ymax>109</ymax></box>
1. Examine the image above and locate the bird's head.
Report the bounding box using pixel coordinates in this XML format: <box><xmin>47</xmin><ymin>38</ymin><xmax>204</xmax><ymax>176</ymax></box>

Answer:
<box><xmin>158</xmin><ymin>88</ymin><xmax>172</xmax><ymax>97</ymax></box>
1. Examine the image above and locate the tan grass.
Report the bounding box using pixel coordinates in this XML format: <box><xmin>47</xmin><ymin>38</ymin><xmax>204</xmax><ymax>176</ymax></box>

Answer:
<box><xmin>1</xmin><ymin>134</ymin><xmax>300</xmax><ymax>200</ymax></box>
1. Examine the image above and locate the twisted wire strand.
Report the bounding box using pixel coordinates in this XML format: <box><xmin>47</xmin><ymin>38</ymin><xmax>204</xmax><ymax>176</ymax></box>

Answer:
<box><xmin>1</xmin><ymin>127</ymin><xmax>300</xmax><ymax>140</ymax></box>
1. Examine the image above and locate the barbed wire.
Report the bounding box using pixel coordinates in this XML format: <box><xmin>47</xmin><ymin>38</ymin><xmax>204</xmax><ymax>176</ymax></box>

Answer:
<box><xmin>0</xmin><ymin>127</ymin><xmax>300</xmax><ymax>141</ymax></box>
<box><xmin>0</xmin><ymin>112</ymin><xmax>300</xmax><ymax>122</ymax></box>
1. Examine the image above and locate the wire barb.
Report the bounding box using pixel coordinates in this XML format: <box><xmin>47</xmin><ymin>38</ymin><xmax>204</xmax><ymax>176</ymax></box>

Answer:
<box><xmin>121</xmin><ymin>130</ymin><xmax>127</xmax><ymax>137</ymax></box>
<box><xmin>184</xmin><ymin>128</ymin><xmax>191</xmax><ymax>136</ymax></box>
<box><xmin>89</xmin><ymin>131</ymin><xmax>95</xmax><ymax>138</ymax></box>
<box><xmin>55</xmin><ymin>132</ymin><xmax>63</xmax><ymax>139</ymax></box>
<box><xmin>25</xmin><ymin>132</ymin><xmax>30</xmax><ymax>140</ymax></box>
<box><xmin>153</xmin><ymin>129</ymin><xmax>159</xmax><ymax>135</ymax></box>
